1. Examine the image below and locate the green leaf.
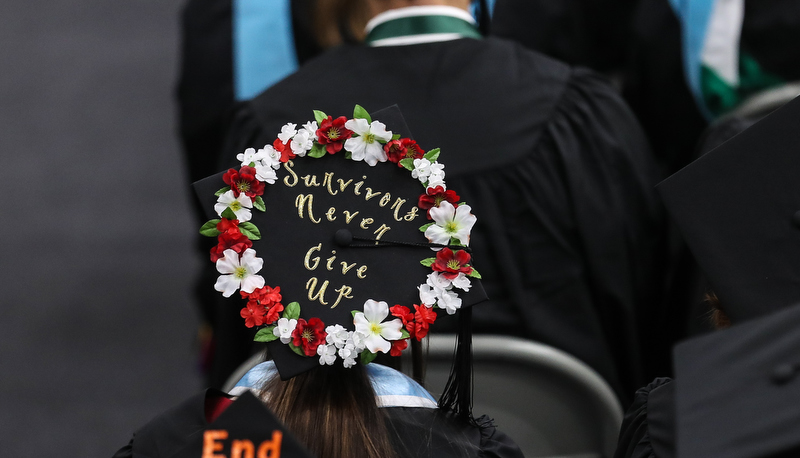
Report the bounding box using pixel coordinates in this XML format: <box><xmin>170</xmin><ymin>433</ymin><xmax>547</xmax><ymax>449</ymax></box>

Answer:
<box><xmin>284</xmin><ymin>302</ymin><xmax>301</xmax><ymax>320</ymax></box>
<box><xmin>254</xmin><ymin>326</ymin><xmax>278</xmax><ymax>342</ymax></box>
<box><xmin>400</xmin><ymin>329</ymin><xmax>410</xmax><ymax>339</ymax></box>
<box><xmin>199</xmin><ymin>219</ymin><xmax>221</xmax><ymax>237</ymax></box>
<box><xmin>289</xmin><ymin>343</ymin><xmax>306</xmax><ymax>357</ymax></box>
<box><xmin>361</xmin><ymin>350</ymin><xmax>378</xmax><ymax>365</ymax></box>
<box><xmin>344</xmin><ymin>150</ymin><xmax>352</xmax><ymax>160</ymax></box>
<box><xmin>468</xmin><ymin>267</ymin><xmax>482</xmax><ymax>279</ymax></box>
<box><xmin>398</xmin><ymin>158</ymin><xmax>414</xmax><ymax>171</ymax></box>
<box><xmin>353</xmin><ymin>104</ymin><xmax>372</xmax><ymax>123</ymax></box>
<box><xmin>238</xmin><ymin>222</ymin><xmax>262</xmax><ymax>240</ymax></box>
<box><xmin>253</xmin><ymin>196</ymin><xmax>266</xmax><ymax>212</ymax></box>
<box><xmin>248</xmin><ymin>162</ymin><xmax>255</xmax><ymax>167</ymax></box>
<box><xmin>307</xmin><ymin>143</ymin><xmax>326</xmax><ymax>158</ymax></box>
<box><xmin>215</xmin><ymin>186</ymin><xmax>231</xmax><ymax>197</ymax></box>
<box><xmin>221</xmin><ymin>208</ymin><xmax>236</xmax><ymax>220</ymax></box>
<box><xmin>423</xmin><ymin>148</ymin><xmax>440</xmax><ymax>162</ymax></box>
<box><xmin>392</xmin><ymin>133</ymin><xmax>401</xmax><ymax>140</ymax></box>
<box><xmin>419</xmin><ymin>222</ymin><xmax>433</xmax><ymax>232</ymax></box>
<box><xmin>313</xmin><ymin>110</ymin><xmax>328</xmax><ymax>124</ymax></box>
<box><xmin>420</xmin><ymin>257</ymin><xmax>436</xmax><ymax>267</ymax></box>
<box><xmin>351</xmin><ymin>310</ymin><xmax>360</xmax><ymax>319</ymax></box>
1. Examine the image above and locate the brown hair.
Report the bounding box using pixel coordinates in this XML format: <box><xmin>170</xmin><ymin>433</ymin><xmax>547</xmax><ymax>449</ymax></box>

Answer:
<box><xmin>705</xmin><ymin>291</ymin><xmax>732</xmax><ymax>329</ymax></box>
<box><xmin>259</xmin><ymin>363</ymin><xmax>397</xmax><ymax>458</ymax></box>
<box><xmin>312</xmin><ymin>0</ymin><xmax>371</xmax><ymax>48</ymax></box>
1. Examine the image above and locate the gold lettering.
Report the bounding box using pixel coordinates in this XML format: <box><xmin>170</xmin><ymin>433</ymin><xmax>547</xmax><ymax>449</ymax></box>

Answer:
<box><xmin>301</xmin><ymin>174</ymin><xmax>320</xmax><ymax>187</ymax></box>
<box><xmin>356</xmin><ymin>265</ymin><xmax>368</xmax><ymax>279</ymax></box>
<box><xmin>332</xmin><ymin>285</ymin><xmax>354</xmax><ymax>309</ymax></box>
<box><xmin>326</xmin><ymin>251</ymin><xmax>336</xmax><ymax>271</ymax></box>
<box><xmin>404</xmin><ymin>206</ymin><xmax>420</xmax><ymax>221</ymax></box>
<box><xmin>257</xmin><ymin>431</ymin><xmax>283</xmax><ymax>458</ymax></box>
<box><xmin>340</xmin><ymin>261</ymin><xmax>357</xmax><ymax>274</ymax></box>
<box><xmin>353</xmin><ymin>177</ymin><xmax>366</xmax><ymax>195</ymax></box>
<box><xmin>359</xmin><ymin>217</ymin><xmax>374</xmax><ymax>229</ymax></box>
<box><xmin>373</xmin><ymin>224</ymin><xmax>391</xmax><ymax>241</ymax></box>
<box><xmin>323</xmin><ymin>172</ymin><xmax>338</xmax><ymax>195</ymax></box>
<box><xmin>337</xmin><ymin>178</ymin><xmax>353</xmax><ymax>192</ymax></box>
<box><xmin>202</xmin><ymin>430</ymin><xmax>227</xmax><ymax>458</ymax></box>
<box><xmin>379</xmin><ymin>193</ymin><xmax>391</xmax><ymax>207</ymax></box>
<box><xmin>343</xmin><ymin>210</ymin><xmax>360</xmax><ymax>224</ymax></box>
<box><xmin>365</xmin><ymin>187</ymin><xmax>381</xmax><ymax>201</ymax></box>
<box><xmin>282</xmin><ymin>160</ymin><xmax>298</xmax><ymax>187</ymax></box>
<box><xmin>304</xmin><ymin>244</ymin><xmax>321</xmax><ymax>271</ymax></box>
<box><xmin>232</xmin><ymin>439</ymin><xmax>255</xmax><ymax>458</ymax></box>
<box><xmin>391</xmin><ymin>197</ymin><xmax>408</xmax><ymax>221</ymax></box>
<box><xmin>306</xmin><ymin>277</ymin><xmax>330</xmax><ymax>305</ymax></box>
<box><xmin>295</xmin><ymin>194</ymin><xmax>321</xmax><ymax>223</ymax></box>
<box><xmin>325</xmin><ymin>207</ymin><xmax>336</xmax><ymax>222</ymax></box>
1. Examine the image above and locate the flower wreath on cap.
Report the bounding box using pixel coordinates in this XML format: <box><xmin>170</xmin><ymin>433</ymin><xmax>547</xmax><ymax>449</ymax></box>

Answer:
<box><xmin>200</xmin><ymin>105</ymin><xmax>480</xmax><ymax>368</ymax></box>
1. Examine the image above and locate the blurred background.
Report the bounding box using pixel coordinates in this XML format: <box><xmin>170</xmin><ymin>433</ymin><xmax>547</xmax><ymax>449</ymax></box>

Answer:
<box><xmin>0</xmin><ymin>1</ymin><xmax>203</xmax><ymax>455</ymax></box>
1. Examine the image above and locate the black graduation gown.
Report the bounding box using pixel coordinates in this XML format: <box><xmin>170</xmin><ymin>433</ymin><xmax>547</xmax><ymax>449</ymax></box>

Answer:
<box><xmin>614</xmin><ymin>378</ymin><xmax>675</xmax><ymax>458</ymax></box>
<box><xmin>112</xmin><ymin>390</ymin><xmax>524</xmax><ymax>458</ymax></box>
<box><xmin>217</xmin><ymin>36</ymin><xmax>668</xmax><ymax>401</ymax></box>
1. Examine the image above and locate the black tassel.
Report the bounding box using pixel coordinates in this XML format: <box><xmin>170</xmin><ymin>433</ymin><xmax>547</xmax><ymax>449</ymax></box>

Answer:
<box><xmin>437</xmin><ymin>306</ymin><xmax>475</xmax><ymax>424</ymax></box>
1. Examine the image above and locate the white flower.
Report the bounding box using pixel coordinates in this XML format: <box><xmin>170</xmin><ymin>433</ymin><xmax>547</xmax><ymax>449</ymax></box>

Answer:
<box><xmin>326</xmin><ymin>324</ymin><xmax>350</xmax><ymax>347</ymax></box>
<box><xmin>425</xmin><ymin>201</ymin><xmax>476</xmax><ymax>246</ymax></box>
<box><xmin>236</xmin><ymin>147</ymin><xmax>265</xmax><ymax>167</ymax></box>
<box><xmin>214</xmin><ymin>248</ymin><xmax>265</xmax><ymax>297</ymax></box>
<box><xmin>344</xmin><ymin>118</ymin><xmax>392</xmax><ymax>166</ymax></box>
<box><xmin>353</xmin><ymin>299</ymin><xmax>403</xmax><ymax>353</ymax></box>
<box><xmin>427</xmin><ymin>271</ymin><xmax>453</xmax><ymax>289</ymax></box>
<box><xmin>278</xmin><ymin>123</ymin><xmax>297</xmax><ymax>144</ymax></box>
<box><xmin>426</xmin><ymin>171</ymin><xmax>446</xmax><ymax>190</ymax></box>
<box><xmin>260</xmin><ymin>145</ymin><xmax>282</xmax><ymax>169</ymax></box>
<box><xmin>451</xmin><ymin>273</ymin><xmax>472</xmax><ymax>292</ymax></box>
<box><xmin>317</xmin><ymin>343</ymin><xmax>337</xmax><ymax>365</ymax></box>
<box><xmin>274</xmin><ymin>317</ymin><xmax>298</xmax><ymax>344</ymax></box>
<box><xmin>290</xmin><ymin>127</ymin><xmax>314</xmax><ymax>157</ymax></box>
<box><xmin>437</xmin><ymin>289</ymin><xmax>463</xmax><ymax>315</ymax></box>
<box><xmin>302</xmin><ymin>121</ymin><xmax>318</xmax><ymax>134</ymax></box>
<box><xmin>418</xmin><ymin>284</ymin><xmax>439</xmax><ymax>307</ymax></box>
<box><xmin>348</xmin><ymin>330</ymin><xmax>367</xmax><ymax>353</ymax></box>
<box><xmin>214</xmin><ymin>190</ymin><xmax>253</xmax><ymax>222</ymax></box>
<box><xmin>254</xmin><ymin>163</ymin><xmax>277</xmax><ymax>184</ymax></box>
<box><xmin>411</xmin><ymin>158</ymin><xmax>432</xmax><ymax>180</ymax></box>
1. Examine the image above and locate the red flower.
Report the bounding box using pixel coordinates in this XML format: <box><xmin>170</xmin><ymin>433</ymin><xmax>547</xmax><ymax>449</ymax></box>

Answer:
<box><xmin>316</xmin><ymin>116</ymin><xmax>353</xmax><ymax>154</ymax></box>
<box><xmin>240</xmin><ymin>303</ymin><xmax>267</xmax><ymax>328</ymax></box>
<box><xmin>210</xmin><ymin>228</ymin><xmax>253</xmax><ymax>262</ymax></box>
<box><xmin>216</xmin><ymin>218</ymin><xmax>240</xmax><ymax>234</ymax></box>
<box><xmin>390</xmin><ymin>338</ymin><xmax>408</xmax><ymax>357</ymax></box>
<box><xmin>273</xmin><ymin>138</ymin><xmax>295</xmax><ymax>162</ymax></box>
<box><xmin>241</xmin><ymin>286</ymin><xmax>284</xmax><ymax>325</ymax></box>
<box><xmin>418</xmin><ymin>186</ymin><xmax>460</xmax><ymax>219</ymax></box>
<box><xmin>413</xmin><ymin>304</ymin><xmax>437</xmax><ymax>340</ymax></box>
<box><xmin>390</xmin><ymin>304</ymin><xmax>416</xmax><ymax>338</ymax></box>
<box><xmin>223</xmin><ymin>166</ymin><xmax>265</xmax><ymax>198</ymax></box>
<box><xmin>432</xmin><ymin>248</ymin><xmax>473</xmax><ymax>280</ymax></box>
<box><xmin>292</xmin><ymin>317</ymin><xmax>327</xmax><ymax>356</ymax></box>
<box><xmin>384</xmin><ymin>138</ymin><xmax>424</xmax><ymax>165</ymax></box>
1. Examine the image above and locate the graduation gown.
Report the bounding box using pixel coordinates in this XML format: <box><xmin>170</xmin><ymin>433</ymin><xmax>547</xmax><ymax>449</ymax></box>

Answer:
<box><xmin>218</xmin><ymin>35</ymin><xmax>667</xmax><ymax>401</ymax></box>
<box><xmin>614</xmin><ymin>378</ymin><xmax>675</xmax><ymax>458</ymax></box>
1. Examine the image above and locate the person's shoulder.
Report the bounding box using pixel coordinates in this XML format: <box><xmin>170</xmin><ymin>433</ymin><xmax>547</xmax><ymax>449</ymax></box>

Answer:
<box><xmin>124</xmin><ymin>390</ymin><xmax>212</xmax><ymax>457</ymax></box>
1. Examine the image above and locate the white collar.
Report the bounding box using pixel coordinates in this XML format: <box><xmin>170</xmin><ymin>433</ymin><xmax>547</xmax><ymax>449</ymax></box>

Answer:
<box><xmin>365</xmin><ymin>5</ymin><xmax>476</xmax><ymax>35</ymax></box>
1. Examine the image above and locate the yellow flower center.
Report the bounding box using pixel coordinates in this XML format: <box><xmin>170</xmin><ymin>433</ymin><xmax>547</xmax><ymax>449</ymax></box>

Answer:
<box><xmin>230</xmin><ymin>201</ymin><xmax>242</xmax><ymax>212</ymax></box>
<box><xmin>370</xmin><ymin>323</ymin><xmax>382</xmax><ymax>335</ymax></box>
<box><xmin>447</xmin><ymin>259</ymin><xmax>462</xmax><ymax>270</ymax></box>
<box><xmin>236</xmin><ymin>180</ymin><xmax>250</xmax><ymax>192</ymax></box>
<box><xmin>445</xmin><ymin>221</ymin><xmax>458</xmax><ymax>233</ymax></box>
<box><xmin>363</xmin><ymin>133</ymin><xmax>376</xmax><ymax>144</ymax></box>
<box><xmin>301</xmin><ymin>329</ymin><xmax>314</xmax><ymax>342</ymax></box>
<box><xmin>234</xmin><ymin>266</ymin><xmax>247</xmax><ymax>279</ymax></box>
<box><xmin>327</xmin><ymin>127</ymin><xmax>340</xmax><ymax>140</ymax></box>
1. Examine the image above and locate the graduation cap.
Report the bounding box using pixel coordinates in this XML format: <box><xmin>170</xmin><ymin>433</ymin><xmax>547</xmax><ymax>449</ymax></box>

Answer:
<box><xmin>172</xmin><ymin>391</ymin><xmax>315</xmax><ymax>458</ymax></box>
<box><xmin>674</xmin><ymin>301</ymin><xmax>800</xmax><ymax>458</ymax></box>
<box><xmin>657</xmin><ymin>95</ymin><xmax>800</xmax><ymax>323</ymax></box>
<box><xmin>193</xmin><ymin>105</ymin><xmax>487</xmax><ymax>385</ymax></box>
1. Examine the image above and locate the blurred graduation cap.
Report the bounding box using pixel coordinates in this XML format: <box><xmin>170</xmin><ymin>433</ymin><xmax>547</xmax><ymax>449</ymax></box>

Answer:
<box><xmin>674</xmin><ymin>301</ymin><xmax>800</xmax><ymax>458</ymax></box>
<box><xmin>657</xmin><ymin>95</ymin><xmax>800</xmax><ymax>323</ymax></box>
<box><xmin>193</xmin><ymin>105</ymin><xmax>486</xmax><ymax>391</ymax></box>
<box><xmin>172</xmin><ymin>391</ymin><xmax>314</xmax><ymax>458</ymax></box>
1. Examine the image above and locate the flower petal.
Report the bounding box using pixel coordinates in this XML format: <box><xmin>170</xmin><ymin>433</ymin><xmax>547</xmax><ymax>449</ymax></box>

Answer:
<box><xmin>364</xmin><ymin>333</ymin><xmax>391</xmax><ymax>354</ymax></box>
<box><xmin>363</xmin><ymin>299</ymin><xmax>388</xmax><ymax>323</ymax></box>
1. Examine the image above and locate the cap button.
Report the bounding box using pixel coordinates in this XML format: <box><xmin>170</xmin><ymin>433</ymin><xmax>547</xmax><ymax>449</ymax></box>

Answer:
<box><xmin>334</xmin><ymin>228</ymin><xmax>353</xmax><ymax>247</ymax></box>
<box><xmin>771</xmin><ymin>364</ymin><xmax>796</xmax><ymax>385</ymax></box>
<box><xmin>792</xmin><ymin>210</ymin><xmax>800</xmax><ymax>228</ymax></box>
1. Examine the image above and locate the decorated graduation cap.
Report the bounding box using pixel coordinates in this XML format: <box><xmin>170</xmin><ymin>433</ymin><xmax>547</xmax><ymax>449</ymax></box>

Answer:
<box><xmin>657</xmin><ymin>95</ymin><xmax>800</xmax><ymax>323</ymax></box>
<box><xmin>194</xmin><ymin>105</ymin><xmax>487</xmax><ymax>382</ymax></box>
<box><xmin>674</xmin><ymin>301</ymin><xmax>800</xmax><ymax>458</ymax></box>
<box><xmin>173</xmin><ymin>391</ymin><xmax>314</xmax><ymax>458</ymax></box>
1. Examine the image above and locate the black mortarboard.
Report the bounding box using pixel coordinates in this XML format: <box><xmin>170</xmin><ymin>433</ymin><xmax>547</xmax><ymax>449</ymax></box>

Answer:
<box><xmin>193</xmin><ymin>105</ymin><xmax>486</xmax><ymax>381</ymax></box>
<box><xmin>172</xmin><ymin>391</ymin><xmax>314</xmax><ymax>458</ymax></box>
<box><xmin>657</xmin><ymin>95</ymin><xmax>800</xmax><ymax>323</ymax></box>
<box><xmin>674</xmin><ymin>301</ymin><xmax>800</xmax><ymax>458</ymax></box>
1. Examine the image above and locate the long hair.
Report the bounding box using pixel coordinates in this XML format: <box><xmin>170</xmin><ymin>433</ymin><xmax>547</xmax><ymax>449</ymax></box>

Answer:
<box><xmin>259</xmin><ymin>363</ymin><xmax>397</xmax><ymax>458</ymax></box>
